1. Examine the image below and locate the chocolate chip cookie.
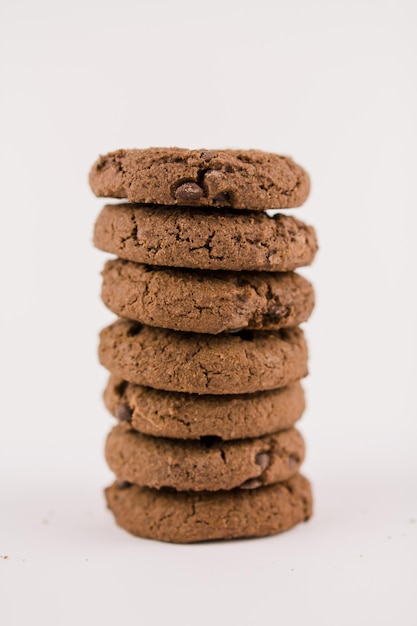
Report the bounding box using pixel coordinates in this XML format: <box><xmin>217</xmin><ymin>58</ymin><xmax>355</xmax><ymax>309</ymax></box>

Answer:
<box><xmin>106</xmin><ymin>422</ymin><xmax>304</xmax><ymax>491</ymax></box>
<box><xmin>105</xmin><ymin>473</ymin><xmax>313</xmax><ymax>543</ymax></box>
<box><xmin>104</xmin><ymin>375</ymin><xmax>305</xmax><ymax>440</ymax></box>
<box><xmin>101</xmin><ymin>259</ymin><xmax>314</xmax><ymax>334</ymax></box>
<box><xmin>99</xmin><ymin>319</ymin><xmax>308</xmax><ymax>394</ymax></box>
<box><xmin>89</xmin><ymin>148</ymin><xmax>310</xmax><ymax>210</ymax></box>
<box><xmin>94</xmin><ymin>204</ymin><xmax>318</xmax><ymax>272</ymax></box>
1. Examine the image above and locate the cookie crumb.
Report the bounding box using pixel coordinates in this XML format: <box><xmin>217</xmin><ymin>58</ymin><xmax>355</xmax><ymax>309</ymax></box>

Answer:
<box><xmin>1</xmin><ymin>555</ymin><xmax>9</xmax><ymax>560</ymax></box>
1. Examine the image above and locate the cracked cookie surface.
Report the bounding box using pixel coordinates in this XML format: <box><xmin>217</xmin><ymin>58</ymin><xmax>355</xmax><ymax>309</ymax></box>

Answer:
<box><xmin>99</xmin><ymin>319</ymin><xmax>308</xmax><ymax>394</ymax></box>
<box><xmin>89</xmin><ymin>148</ymin><xmax>310</xmax><ymax>210</ymax></box>
<box><xmin>101</xmin><ymin>259</ymin><xmax>315</xmax><ymax>334</ymax></box>
<box><xmin>94</xmin><ymin>204</ymin><xmax>318</xmax><ymax>272</ymax></box>
<box><xmin>106</xmin><ymin>422</ymin><xmax>305</xmax><ymax>491</ymax></box>
<box><xmin>105</xmin><ymin>473</ymin><xmax>313</xmax><ymax>543</ymax></box>
<box><xmin>104</xmin><ymin>375</ymin><xmax>305</xmax><ymax>440</ymax></box>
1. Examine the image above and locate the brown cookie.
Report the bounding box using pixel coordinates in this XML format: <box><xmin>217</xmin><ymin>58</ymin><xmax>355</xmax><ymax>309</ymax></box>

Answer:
<box><xmin>106</xmin><ymin>422</ymin><xmax>305</xmax><ymax>491</ymax></box>
<box><xmin>104</xmin><ymin>375</ymin><xmax>305</xmax><ymax>440</ymax></box>
<box><xmin>101</xmin><ymin>259</ymin><xmax>315</xmax><ymax>334</ymax></box>
<box><xmin>99</xmin><ymin>319</ymin><xmax>308</xmax><ymax>395</ymax></box>
<box><xmin>89</xmin><ymin>148</ymin><xmax>310</xmax><ymax>210</ymax></box>
<box><xmin>105</xmin><ymin>473</ymin><xmax>313</xmax><ymax>543</ymax></box>
<box><xmin>94</xmin><ymin>204</ymin><xmax>318</xmax><ymax>272</ymax></box>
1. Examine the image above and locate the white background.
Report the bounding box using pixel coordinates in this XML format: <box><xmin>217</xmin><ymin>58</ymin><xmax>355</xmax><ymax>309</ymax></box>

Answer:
<box><xmin>1</xmin><ymin>0</ymin><xmax>416</xmax><ymax>624</ymax></box>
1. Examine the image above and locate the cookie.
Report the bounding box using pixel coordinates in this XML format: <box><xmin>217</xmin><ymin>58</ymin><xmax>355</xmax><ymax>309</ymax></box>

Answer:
<box><xmin>106</xmin><ymin>422</ymin><xmax>305</xmax><ymax>491</ymax></box>
<box><xmin>89</xmin><ymin>148</ymin><xmax>310</xmax><ymax>210</ymax></box>
<box><xmin>101</xmin><ymin>259</ymin><xmax>315</xmax><ymax>334</ymax></box>
<box><xmin>99</xmin><ymin>319</ymin><xmax>308</xmax><ymax>395</ymax></box>
<box><xmin>105</xmin><ymin>473</ymin><xmax>312</xmax><ymax>543</ymax></box>
<box><xmin>104</xmin><ymin>375</ymin><xmax>305</xmax><ymax>440</ymax></box>
<box><xmin>94</xmin><ymin>204</ymin><xmax>318</xmax><ymax>272</ymax></box>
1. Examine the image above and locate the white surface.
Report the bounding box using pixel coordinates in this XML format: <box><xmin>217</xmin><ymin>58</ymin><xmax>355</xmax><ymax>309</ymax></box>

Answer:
<box><xmin>1</xmin><ymin>0</ymin><xmax>417</xmax><ymax>624</ymax></box>
<box><xmin>2</xmin><ymin>442</ymin><xmax>416</xmax><ymax>626</ymax></box>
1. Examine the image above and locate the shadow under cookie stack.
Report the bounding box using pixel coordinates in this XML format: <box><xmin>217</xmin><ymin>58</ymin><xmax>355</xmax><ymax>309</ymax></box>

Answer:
<box><xmin>89</xmin><ymin>148</ymin><xmax>317</xmax><ymax>543</ymax></box>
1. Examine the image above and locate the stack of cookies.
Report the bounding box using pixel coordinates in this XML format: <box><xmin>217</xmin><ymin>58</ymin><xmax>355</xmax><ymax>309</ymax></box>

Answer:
<box><xmin>89</xmin><ymin>148</ymin><xmax>317</xmax><ymax>543</ymax></box>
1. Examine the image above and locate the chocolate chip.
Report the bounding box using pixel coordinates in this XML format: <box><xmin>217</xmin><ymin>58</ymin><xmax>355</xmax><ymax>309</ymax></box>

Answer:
<box><xmin>288</xmin><ymin>454</ymin><xmax>299</xmax><ymax>469</ymax></box>
<box><xmin>201</xmin><ymin>151</ymin><xmax>213</xmax><ymax>161</ymax></box>
<box><xmin>264</xmin><ymin>304</ymin><xmax>285</xmax><ymax>322</ymax></box>
<box><xmin>255</xmin><ymin>452</ymin><xmax>270</xmax><ymax>471</ymax></box>
<box><xmin>117</xmin><ymin>481</ymin><xmax>132</xmax><ymax>490</ymax></box>
<box><xmin>115</xmin><ymin>403</ymin><xmax>133</xmax><ymax>423</ymax></box>
<box><xmin>213</xmin><ymin>191</ymin><xmax>231</xmax><ymax>205</ymax></box>
<box><xmin>175</xmin><ymin>182</ymin><xmax>204</xmax><ymax>202</ymax></box>
<box><xmin>240</xmin><ymin>478</ymin><xmax>263</xmax><ymax>490</ymax></box>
